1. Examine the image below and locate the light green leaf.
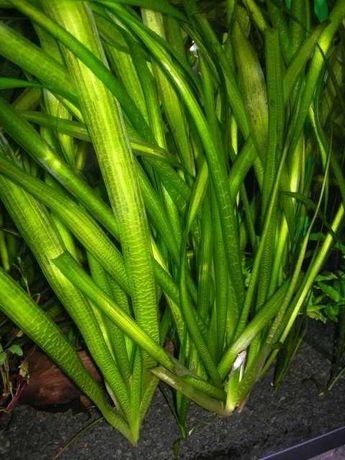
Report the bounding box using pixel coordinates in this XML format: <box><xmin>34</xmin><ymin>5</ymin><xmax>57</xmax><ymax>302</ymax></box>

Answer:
<box><xmin>8</xmin><ymin>343</ymin><xmax>23</xmax><ymax>356</ymax></box>
<box><xmin>0</xmin><ymin>351</ymin><xmax>6</xmax><ymax>366</ymax></box>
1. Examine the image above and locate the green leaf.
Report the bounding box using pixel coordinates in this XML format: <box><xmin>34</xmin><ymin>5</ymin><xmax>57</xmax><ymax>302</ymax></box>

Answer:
<box><xmin>0</xmin><ymin>154</ymin><xmax>129</xmax><ymax>293</ymax></box>
<box><xmin>0</xmin><ymin>267</ymin><xmax>133</xmax><ymax>441</ymax></box>
<box><xmin>20</xmin><ymin>111</ymin><xmax>179</xmax><ymax>166</ymax></box>
<box><xmin>0</xmin><ymin>136</ymin><xmax>131</xmax><ymax>420</ymax></box>
<box><xmin>0</xmin><ymin>97</ymin><xmax>121</xmax><ymax>240</ymax></box>
<box><xmin>0</xmin><ymin>78</ymin><xmax>41</xmax><ymax>90</ymax></box>
<box><xmin>0</xmin><ymin>351</ymin><xmax>6</xmax><ymax>366</ymax></box>
<box><xmin>112</xmin><ymin>3</ymin><xmax>245</xmax><ymax>306</ymax></box>
<box><xmin>218</xmin><ymin>282</ymin><xmax>290</xmax><ymax>379</ymax></box>
<box><xmin>8</xmin><ymin>343</ymin><xmax>23</xmax><ymax>356</ymax></box>
<box><xmin>307</xmin><ymin>307</ymin><xmax>327</xmax><ymax>323</ymax></box>
<box><xmin>314</xmin><ymin>0</ymin><xmax>329</xmax><ymax>21</ymax></box>
<box><xmin>53</xmin><ymin>251</ymin><xmax>175</xmax><ymax>372</ymax></box>
<box><xmin>284</xmin><ymin>24</ymin><xmax>326</xmax><ymax>100</ymax></box>
<box><xmin>0</xmin><ymin>22</ymin><xmax>77</xmax><ymax>105</ymax></box>
<box><xmin>232</xmin><ymin>20</ymin><xmax>268</xmax><ymax>157</ymax></box>
<box><xmin>151</xmin><ymin>366</ymin><xmax>225</xmax><ymax>415</ymax></box>
<box><xmin>9</xmin><ymin>0</ymin><xmax>154</xmax><ymax>142</ymax></box>
<box><xmin>317</xmin><ymin>282</ymin><xmax>341</xmax><ymax>303</ymax></box>
<box><xmin>316</xmin><ymin>272</ymin><xmax>338</xmax><ymax>282</ymax></box>
<box><xmin>98</xmin><ymin>0</ymin><xmax>185</xmax><ymax>20</ymax></box>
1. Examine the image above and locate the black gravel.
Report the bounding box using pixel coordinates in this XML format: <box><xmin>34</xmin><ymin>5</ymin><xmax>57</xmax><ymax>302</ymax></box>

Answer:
<box><xmin>1</xmin><ymin>326</ymin><xmax>345</xmax><ymax>460</ymax></box>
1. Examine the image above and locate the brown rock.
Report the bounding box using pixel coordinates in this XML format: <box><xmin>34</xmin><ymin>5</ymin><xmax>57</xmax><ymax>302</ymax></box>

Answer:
<box><xmin>19</xmin><ymin>348</ymin><xmax>101</xmax><ymax>407</ymax></box>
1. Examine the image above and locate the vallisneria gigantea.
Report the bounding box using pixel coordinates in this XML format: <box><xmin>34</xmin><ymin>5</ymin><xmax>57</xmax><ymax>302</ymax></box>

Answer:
<box><xmin>0</xmin><ymin>0</ymin><xmax>344</xmax><ymax>443</ymax></box>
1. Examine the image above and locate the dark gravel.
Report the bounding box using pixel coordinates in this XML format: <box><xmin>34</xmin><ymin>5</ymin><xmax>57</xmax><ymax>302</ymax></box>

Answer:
<box><xmin>1</xmin><ymin>327</ymin><xmax>345</xmax><ymax>460</ymax></box>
